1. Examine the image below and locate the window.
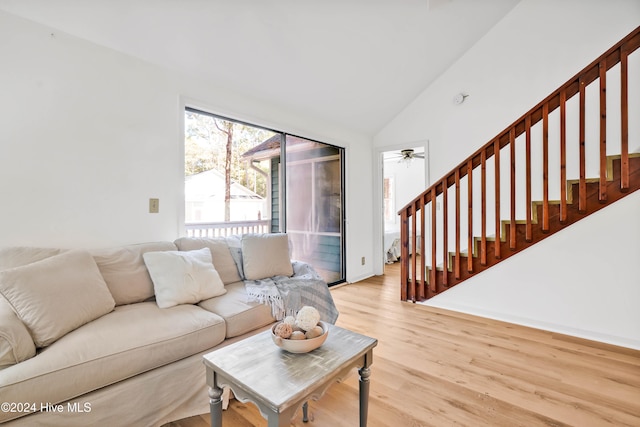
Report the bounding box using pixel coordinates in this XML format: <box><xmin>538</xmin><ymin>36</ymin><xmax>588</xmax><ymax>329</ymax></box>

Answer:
<box><xmin>184</xmin><ymin>108</ymin><xmax>274</xmax><ymax>225</ymax></box>
<box><xmin>383</xmin><ymin>176</ymin><xmax>395</xmax><ymax>223</ymax></box>
<box><xmin>184</xmin><ymin>108</ymin><xmax>346</xmax><ymax>285</ymax></box>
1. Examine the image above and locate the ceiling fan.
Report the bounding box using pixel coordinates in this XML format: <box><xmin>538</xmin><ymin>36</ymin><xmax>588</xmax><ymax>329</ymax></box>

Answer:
<box><xmin>385</xmin><ymin>148</ymin><xmax>426</xmax><ymax>163</ymax></box>
<box><xmin>398</xmin><ymin>148</ymin><xmax>425</xmax><ymax>160</ymax></box>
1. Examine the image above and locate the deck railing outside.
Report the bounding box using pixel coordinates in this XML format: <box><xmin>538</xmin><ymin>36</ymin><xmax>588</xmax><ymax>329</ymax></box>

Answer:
<box><xmin>185</xmin><ymin>220</ymin><xmax>270</xmax><ymax>237</ymax></box>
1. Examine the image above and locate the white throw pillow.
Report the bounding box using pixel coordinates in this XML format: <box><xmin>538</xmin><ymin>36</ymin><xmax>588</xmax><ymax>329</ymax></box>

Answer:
<box><xmin>143</xmin><ymin>248</ymin><xmax>226</xmax><ymax>309</ymax></box>
<box><xmin>241</xmin><ymin>233</ymin><xmax>293</xmax><ymax>280</ymax></box>
<box><xmin>0</xmin><ymin>250</ymin><xmax>116</xmax><ymax>348</ymax></box>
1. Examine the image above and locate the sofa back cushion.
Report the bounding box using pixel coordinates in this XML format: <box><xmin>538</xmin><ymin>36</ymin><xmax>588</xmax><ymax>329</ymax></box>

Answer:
<box><xmin>91</xmin><ymin>242</ymin><xmax>177</xmax><ymax>305</ymax></box>
<box><xmin>241</xmin><ymin>233</ymin><xmax>293</xmax><ymax>280</ymax></box>
<box><xmin>174</xmin><ymin>237</ymin><xmax>242</xmax><ymax>285</ymax></box>
<box><xmin>0</xmin><ymin>297</ymin><xmax>36</xmax><ymax>369</ymax></box>
<box><xmin>0</xmin><ymin>246</ymin><xmax>66</xmax><ymax>271</ymax></box>
<box><xmin>0</xmin><ymin>250</ymin><xmax>116</xmax><ymax>348</ymax></box>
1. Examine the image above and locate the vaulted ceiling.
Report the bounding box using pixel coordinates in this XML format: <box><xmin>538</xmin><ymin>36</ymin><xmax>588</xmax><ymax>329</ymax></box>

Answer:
<box><xmin>0</xmin><ymin>0</ymin><xmax>521</xmax><ymax>136</ymax></box>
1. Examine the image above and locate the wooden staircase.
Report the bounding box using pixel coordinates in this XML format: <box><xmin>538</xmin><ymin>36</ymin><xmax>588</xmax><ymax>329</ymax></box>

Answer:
<box><xmin>435</xmin><ymin>154</ymin><xmax>640</xmax><ymax>295</ymax></box>
<box><xmin>399</xmin><ymin>26</ymin><xmax>640</xmax><ymax>302</ymax></box>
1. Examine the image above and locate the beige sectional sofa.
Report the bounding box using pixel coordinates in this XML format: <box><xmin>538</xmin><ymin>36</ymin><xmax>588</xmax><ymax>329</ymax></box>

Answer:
<box><xmin>0</xmin><ymin>234</ymin><xmax>321</xmax><ymax>426</ymax></box>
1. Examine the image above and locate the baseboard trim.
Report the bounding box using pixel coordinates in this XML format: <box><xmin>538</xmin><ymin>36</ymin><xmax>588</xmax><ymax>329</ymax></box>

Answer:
<box><xmin>420</xmin><ymin>300</ymin><xmax>640</xmax><ymax>350</ymax></box>
<box><xmin>346</xmin><ymin>273</ymin><xmax>375</xmax><ymax>284</ymax></box>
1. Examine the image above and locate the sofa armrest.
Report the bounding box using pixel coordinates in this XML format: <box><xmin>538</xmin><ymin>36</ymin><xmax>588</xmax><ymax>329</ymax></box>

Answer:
<box><xmin>0</xmin><ymin>298</ymin><xmax>36</xmax><ymax>368</ymax></box>
<box><xmin>291</xmin><ymin>261</ymin><xmax>323</xmax><ymax>281</ymax></box>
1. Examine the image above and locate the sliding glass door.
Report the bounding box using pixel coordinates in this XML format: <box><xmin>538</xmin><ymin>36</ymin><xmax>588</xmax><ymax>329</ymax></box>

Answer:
<box><xmin>284</xmin><ymin>135</ymin><xmax>345</xmax><ymax>285</ymax></box>
<box><xmin>184</xmin><ymin>108</ymin><xmax>345</xmax><ymax>285</ymax></box>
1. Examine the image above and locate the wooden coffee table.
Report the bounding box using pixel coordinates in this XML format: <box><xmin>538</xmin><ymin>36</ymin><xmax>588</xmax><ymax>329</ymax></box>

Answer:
<box><xmin>203</xmin><ymin>323</ymin><xmax>377</xmax><ymax>427</ymax></box>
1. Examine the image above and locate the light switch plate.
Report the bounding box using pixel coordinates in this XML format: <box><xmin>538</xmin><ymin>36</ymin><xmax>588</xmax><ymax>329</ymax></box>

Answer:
<box><xmin>149</xmin><ymin>198</ymin><xmax>159</xmax><ymax>213</ymax></box>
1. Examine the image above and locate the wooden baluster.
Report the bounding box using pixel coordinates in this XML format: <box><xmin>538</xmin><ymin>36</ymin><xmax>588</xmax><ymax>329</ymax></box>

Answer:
<box><xmin>542</xmin><ymin>103</ymin><xmax>549</xmax><ymax>232</ymax></box>
<box><xmin>525</xmin><ymin>115</ymin><xmax>532</xmax><ymax>241</ymax></box>
<box><xmin>509</xmin><ymin>127</ymin><xmax>516</xmax><ymax>250</ymax></box>
<box><xmin>579</xmin><ymin>76</ymin><xmax>587</xmax><ymax>213</ymax></box>
<box><xmin>494</xmin><ymin>139</ymin><xmax>501</xmax><ymax>259</ymax></box>
<box><xmin>480</xmin><ymin>149</ymin><xmax>487</xmax><ymax>265</ymax></box>
<box><xmin>430</xmin><ymin>188</ymin><xmax>437</xmax><ymax>294</ymax></box>
<box><xmin>420</xmin><ymin>196</ymin><xmax>427</xmax><ymax>299</ymax></box>
<box><xmin>620</xmin><ymin>46</ymin><xmax>629</xmax><ymax>191</ymax></box>
<box><xmin>455</xmin><ymin>169</ymin><xmax>461</xmax><ymax>279</ymax></box>
<box><xmin>599</xmin><ymin>59</ymin><xmax>607</xmax><ymax>202</ymax></box>
<box><xmin>467</xmin><ymin>160</ymin><xmax>473</xmax><ymax>272</ymax></box>
<box><xmin>560</xmin><ymin>89</ymin><xmax>567</xmax><ymax>223</ymax></box>
<box><xmin>411</xmin><ymin>202</ymin><xmax>418</xmax><ymax>302</ymax></box>
<box><xmin>400</xmin><ymin>209</ymin><xmax>409</xmax><ymax>301</ymax></box>
<box><xmin>442</xmin><ymin>182</ymin><xmax>449</xmax><ymax>286</ymax></box>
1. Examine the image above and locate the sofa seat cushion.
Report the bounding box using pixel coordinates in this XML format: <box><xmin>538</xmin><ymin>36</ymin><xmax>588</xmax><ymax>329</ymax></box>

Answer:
<box><xmin>0</xmin><ymin>302</ymin><xmax>225</xmax><ymax>423</ymax></box>
<box><xmin>198</xmin><ymin>281</ymin><xmax>275</xmax><ymax>338</ymax></box>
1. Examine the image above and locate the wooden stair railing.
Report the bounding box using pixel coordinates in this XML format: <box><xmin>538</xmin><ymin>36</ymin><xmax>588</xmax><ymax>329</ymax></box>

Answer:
<box><xmin>399</xmin><ymin>26</ymin><xmax>640</xmax><ymax>302</ymax></box>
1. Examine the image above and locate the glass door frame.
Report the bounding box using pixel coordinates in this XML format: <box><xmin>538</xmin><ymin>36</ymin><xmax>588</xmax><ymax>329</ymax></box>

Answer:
<box><xmin>281</xmin><ymin>134</ymin><xmax>346</xmax><ymax>286</ymax></box>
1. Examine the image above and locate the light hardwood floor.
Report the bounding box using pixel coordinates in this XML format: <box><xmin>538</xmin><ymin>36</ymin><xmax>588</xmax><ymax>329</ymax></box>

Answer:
<box><xmin>165</xmin><ymin>262</ymin><xmax>640</xmax><ymax>427</ymax></box>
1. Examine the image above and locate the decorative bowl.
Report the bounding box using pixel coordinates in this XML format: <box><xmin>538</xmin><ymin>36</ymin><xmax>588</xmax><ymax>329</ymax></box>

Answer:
<box><xmin>271</xmin><ymin>321</ymin><xmax>329</xmax><ymax>353</ymax></box>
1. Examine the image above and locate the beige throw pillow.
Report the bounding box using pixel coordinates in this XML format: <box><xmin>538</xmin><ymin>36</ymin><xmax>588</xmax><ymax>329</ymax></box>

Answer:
<box><xmin>241</xmin><ymin>233</ymin><xmax>293</xmax><ymax>280</ymax></box>
<box><xmin>143</xmin><ymin>248</ymin><xmax>226</xmax><ymax>309</ymax></box>
<box><xmin>0</xmin><ymin>250</ymin><xmax>116</xmax><ymax>348</ymax></box>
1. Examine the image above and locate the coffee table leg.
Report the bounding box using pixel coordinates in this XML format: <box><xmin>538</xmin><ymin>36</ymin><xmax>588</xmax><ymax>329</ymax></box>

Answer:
<box><xmin>359</xmin><ymin>366</ymin><xmax>371</xmax><ymax>427</ymax></box>
<box><xmin>209</xmin><ymin>384</ymin><xmax>223</xmax><ymax>427</ymax></box>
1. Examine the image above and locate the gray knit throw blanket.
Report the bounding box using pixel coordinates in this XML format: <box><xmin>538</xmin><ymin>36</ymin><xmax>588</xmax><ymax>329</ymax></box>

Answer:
<box><xmin>245</xmin><ymin>275</ymin><xmax>339</xmax><ymax>324</ymax></box>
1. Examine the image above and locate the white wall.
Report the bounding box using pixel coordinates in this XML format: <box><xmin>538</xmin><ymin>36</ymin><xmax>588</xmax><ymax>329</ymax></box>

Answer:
<box><xmin>375</xmin><ymin>0</ymin><xmax>640</xmax><ymax>174</ymax></box>
<box><xmin>424</xmin><ymin>192</ymin><xmax>640</xmax><ymax>350</ymax></box>
<box><xmin>373</xmin><ymin>0</ymin><xmax>640</xmax><ymax>347</ymax></box>
<box><xmin>0</xmin><ymin>11</ymin><xmax>375</xmax><ymax>283</ymax></box>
